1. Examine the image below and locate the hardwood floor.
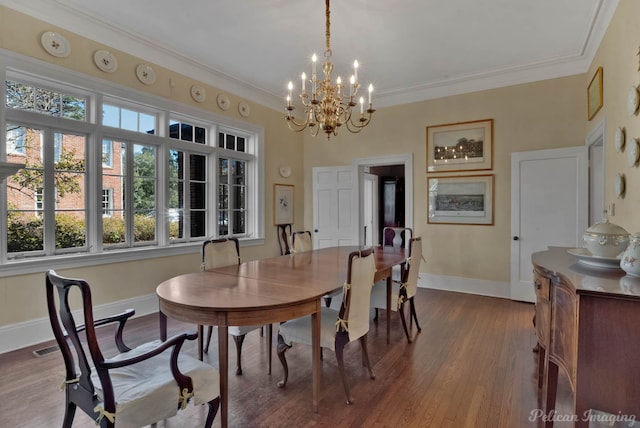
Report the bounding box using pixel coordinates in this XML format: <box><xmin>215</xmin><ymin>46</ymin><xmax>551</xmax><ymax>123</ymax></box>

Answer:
<box><xmin>1</xmin><ymin>289</ymin><xmax>578</xmax><ymax>428</ymax></box>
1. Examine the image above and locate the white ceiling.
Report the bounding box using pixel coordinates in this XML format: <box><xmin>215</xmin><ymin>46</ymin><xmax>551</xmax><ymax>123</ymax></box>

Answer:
<box><xmin>1</xmin><ymin>0</ymin><xmax>618</xmax><ymax>110</ymax></box>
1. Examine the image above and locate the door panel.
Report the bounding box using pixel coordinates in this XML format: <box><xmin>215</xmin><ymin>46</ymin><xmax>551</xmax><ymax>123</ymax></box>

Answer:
<box><xmin>313</xmin><ymin>166</ymin><xmax>360</xmax><ymax>248</ymax></box>
<box><xmin>510</xmin><ymin>147</ymin><xmax>588</xmax><ymax>302</ymax></box>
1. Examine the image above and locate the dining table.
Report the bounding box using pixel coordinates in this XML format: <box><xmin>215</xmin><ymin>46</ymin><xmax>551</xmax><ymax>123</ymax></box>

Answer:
<box><xmin>156</xmin><ymin>245</ymin><xmax>406</xmax><ymax>428</ymax></box>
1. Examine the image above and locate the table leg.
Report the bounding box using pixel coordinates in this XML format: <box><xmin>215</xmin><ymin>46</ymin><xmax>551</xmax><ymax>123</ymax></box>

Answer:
<box><xmin>218</xmin><ymin>325</ymin><xmax>229</xmax><ymax>428</ymax></box>
<box><xmin>312</xmin><ymin>303</ymin><xmax>321</xmax><ymax>412</ymax></box>
<box><xmin>386</xmin><ymin>276</ymin><xmax>392</xmax><ymax>344</ymax></box>
<box><xmin>159</xmin><ymin>310</ymin><xmax>167</xmax><ymax>341</ymax></box>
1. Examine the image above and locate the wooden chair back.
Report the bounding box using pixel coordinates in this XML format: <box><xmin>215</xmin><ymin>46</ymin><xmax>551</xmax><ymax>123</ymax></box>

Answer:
<box><xmin>276</xmin><ymin>224</ymin><xmax>293</xmax><ymax>255</ymax></box>
<box><xmin>383</xmin><ymin>227</ymin><xmax>412</xmax><ymax>249</ymax></box>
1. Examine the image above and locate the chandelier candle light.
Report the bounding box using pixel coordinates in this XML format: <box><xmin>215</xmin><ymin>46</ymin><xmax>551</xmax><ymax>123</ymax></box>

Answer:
<box><xmin>285</xmin><ymin>0</ymin><xmax>375</xmax><ymax>139</ymax></box>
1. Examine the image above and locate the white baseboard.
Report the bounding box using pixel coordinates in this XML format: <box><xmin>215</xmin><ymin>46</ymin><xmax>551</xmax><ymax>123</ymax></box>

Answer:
<box><xmin>0</xmin><ymin>294</ymin><xmax>159</xmax><ymax>355</ymax></box>
<box><xmin>418</xmin><ymin>273</ymin><xmax>511</xmax><ymax>300</ymax></box>
<box><xmin>2</xmin><ymin>274</ymin><xmax>513</xmax><ymax>355</ymax></box>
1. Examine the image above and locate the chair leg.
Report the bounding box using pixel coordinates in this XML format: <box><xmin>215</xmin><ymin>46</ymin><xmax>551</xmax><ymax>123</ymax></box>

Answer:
<box><xmin>204</xmin><ymin>397</ymin><xmax>220</xmax><ymax>428</ymax></box>
<box><xmin>373</xmin><ymin>307</ymin><xmax>379</xmax><ymax>322</ymax></box>
<box><xmin>335</xmin><ymin>333</ymin><xmax>354</xmax><ymax>404</ymax></box>
<box><xmin>204</xmin><ymin>326</ymin><xmax>214</xmax><ymax>353</ymax></box>
<box><xmin>276</xmin><ymin>333</ymin><xmax>291</xmax><ymax>388</ymax></box>
<box><xmin>232</xmin><ymin>334</ymin><xmax>246</xmax><ymax>375</ymax></box>
<box><xmin>398</xmin><ymin>302</ymin><xmax>413</xmax><ymax>343</ymax></box>
<box><xmin>359</xmin><ymin>335</ymin><xmax>375</xmax><ymax>380</ymax></box>
<box><xmin>409</xmin><ymin>297</ymin><xmax>422</xmax><ymax>333</ymax></box>
<box><xmin>61</xmin><ymin>400</ymin><xmax>76</xmax><ymax>428</ymax></box>
<box><xmin>267</xmin><ymin>324</ymin><xmax>273</xmax><ymax>375</ymax></box>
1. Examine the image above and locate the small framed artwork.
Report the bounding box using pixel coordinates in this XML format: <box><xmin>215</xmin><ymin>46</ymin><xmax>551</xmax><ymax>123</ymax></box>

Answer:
<box><xmin>587</xmin><ymin>66</ymin><xmax>603</xmax><ymax>121</ymax></box>
<box><xmin>427</xmin><ymin>174</ymin><xmax>494</xmax><ymax>225</ymax></box>
<box><xmin>426</xmin><ymin>119</ymin><xmax>493</xmax><ymax>173</ymax></box>
<box><xmin>274</xmin><ymin>184</ymin><xmax>294</xmax><ymax>225</ymax></box>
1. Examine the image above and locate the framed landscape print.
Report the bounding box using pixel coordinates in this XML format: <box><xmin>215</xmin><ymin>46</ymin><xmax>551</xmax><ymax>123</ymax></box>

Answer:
<box><xmin>587</xmin><ymin>66</ymin><xmax>603</xmax><ymax>121</ymax></box>
<box><xmin>274</xmin><ymin>184</ymin><xmax>294</xmax><ymax>225</ymax></box>
<box><xmin>427</xmin><ymin>174</ymin><xmax>494</xmax><ymax>225</ymax></box>
<box><xmin>426</xmin><ymin>119</ymin><xmax>493</xmax><ymax>173</ymax></box>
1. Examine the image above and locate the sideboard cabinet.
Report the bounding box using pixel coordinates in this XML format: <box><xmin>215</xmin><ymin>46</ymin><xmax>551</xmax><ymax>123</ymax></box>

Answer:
<box><xmin>532</xmin><ymin>247</ymin><xmax>640</xmax><ymax>427</ymax></box>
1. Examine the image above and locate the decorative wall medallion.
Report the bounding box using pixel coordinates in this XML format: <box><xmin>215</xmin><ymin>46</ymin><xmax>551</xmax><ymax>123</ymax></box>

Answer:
<box><xmin>628</xmin><ymin>138</ymin><xmax>640</xmax><ymax>167</ymax></box>
<box><xmin>628</xmin><ymin>86</ymin><xmax>640</xmax><ymax>115</ymax></box>
<box><xmin>217</xmin><ymin>93</ymin><xmax>230</xmax><ymax>110</ymax></box>
<box><xmin>40</xmin><ymin>32</ymin><xmax>70</xmax><ymax>58</ymax></box>
<box><xmin>190</xmin><ymin>85</ymin><xmax>206</xmax><ymax>103</ymax></box>
<box><xmin>615</xmin><ymin>173</ymin><xmax>626</xmax><ymax>199</ymax></box>
<box><xmin>238</xmin><ymin>100</ymin><xmax>251</xmax><ymax>117</ymax></box>
<box><xmin>615</xmin><ymin>127</ymin><xmax>626</xmax><ymax>152</ymax></box>
<box><xmin>279</xmin><ymin>166</ymin><xmax>292</xmax><ymax>178</ymax></box>
<box><xmin>93</xmin><ymin>50</ymin><xmax>118</xmax><ymax>73</ymax></box>
<box><xmin>135</xmin><ymin>64</ymin><xmax>156</xmax><ymax>85</ymax></box>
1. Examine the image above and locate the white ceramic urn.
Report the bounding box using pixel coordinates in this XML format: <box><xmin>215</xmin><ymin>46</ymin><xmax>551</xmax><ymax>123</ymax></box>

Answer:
<box><xmin>620</xmin><ymin>233</ymin><xmax>640</xmax><ymax>277</ymax></box>
<box><xmin>582</xmin><ymin>217</ymin><xmax>630</xmax><ymax>258</ymax></box>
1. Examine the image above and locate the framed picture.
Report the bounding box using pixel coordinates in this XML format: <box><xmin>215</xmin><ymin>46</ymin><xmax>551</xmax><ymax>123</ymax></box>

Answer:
<box><xmin>274</xmin><ymin>184</ymin><xmax>294</xmax><ymax>225</ymax></box>
<box><xmin>427</xmin><ymin>174</ymin><xmax>494</xmax><ymax>225</ymax></box>
<box><xmin>426</xmin><ymin>119</ymin><xmax>493</xmax><ymax>173</ymax></box>
<box><xmin>587</xmin><ymin>66</ymin><xmax>603</xmax><ymax>121</ymax></box>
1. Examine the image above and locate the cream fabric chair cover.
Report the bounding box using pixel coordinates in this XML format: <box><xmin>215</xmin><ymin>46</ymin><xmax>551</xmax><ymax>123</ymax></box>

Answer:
<box><xmin>279</xmin><ymin>250</ymin><xmax>376</xmax><ymax>348</ymax></box>
<box><xmin>291</xmin><ymin>231</ymin><xmax>312</xmax><ymax>253</ymax></box>
<box><xmin>371</xmin><ymin>237</ymin><xmax>422</xmax><ymax>312</ymax></box>
<box><xmin>201</xmin><ymin>239</ymin><xmax>260</xmax><ymax>338</ymax></box>
<box><xmin>91</xmin><ymin>340</ymin><xmax>219</xmax><ymax>428</ymax></box>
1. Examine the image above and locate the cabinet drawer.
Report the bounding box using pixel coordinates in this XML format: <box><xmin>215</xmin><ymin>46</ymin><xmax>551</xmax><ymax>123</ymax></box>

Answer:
<box><xmin>533</xmin><ymin>272</ymin><xmax>550</xmax><ymax>300</ymax></box>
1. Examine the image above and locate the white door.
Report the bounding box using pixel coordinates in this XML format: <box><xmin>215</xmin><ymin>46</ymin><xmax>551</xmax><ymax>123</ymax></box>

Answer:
<box><xmin>510</xmin><ymin>147</ymin><xmax>588</xmax><ymax>302</ymax></box>
<box><xmin>362</xmin><ymin>173</ymin><xmax>378</xmax><ymax>246</ymax></box>
<box><xmin>312</xmin><ymin>166</ymin><xmax>361</xmax><ymax>248</ymax></box>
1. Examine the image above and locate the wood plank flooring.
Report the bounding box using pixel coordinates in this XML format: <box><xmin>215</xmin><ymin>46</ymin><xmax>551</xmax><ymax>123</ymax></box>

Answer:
<box><xmin>0</xmin><ymin>289</ymin><xmax>580</xmax><ymax>428</ymax></box>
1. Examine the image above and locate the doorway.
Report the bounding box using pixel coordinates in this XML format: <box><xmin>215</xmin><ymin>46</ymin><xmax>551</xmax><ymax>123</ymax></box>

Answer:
<box><xmin>354</xmin><ymin>154</ymin><xmax>413</xmax><ymax>245</ymax></box>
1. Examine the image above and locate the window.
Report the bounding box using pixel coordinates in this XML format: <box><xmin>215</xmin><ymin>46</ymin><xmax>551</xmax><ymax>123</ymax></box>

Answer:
<box><xmin>102</xmin><ymin>188</ymin><xmax>113</xmax><ymax>216</ymax></box>
<box><xmin>2</xmin><ymin>64</ymin><xmax>263</xmax><ymax>269</ymax></box>
<box><xmin>102</xmin><ymin>103</ymin><xmax>156</xmax><ymax>134</ymax></box>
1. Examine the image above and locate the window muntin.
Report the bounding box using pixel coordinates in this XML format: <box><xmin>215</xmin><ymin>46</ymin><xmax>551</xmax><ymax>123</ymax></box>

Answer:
<box><xmin>219</xmin><ymin>131</ymin><xmax>245</xmax><ymax>152</ymax></box>
<box><xmin>169</xmin><ymin>120</ymin><xmax>206</xmax><ymax>144</ymax></box>
<box><xmin>5</xmin><ymin>80</ymin><xmax>86</xmax><ymax>121</ymax></box>
<box><xmin>102</xmin><ymin>103</ymin><xmax>156</xmax><ymax>135</ymax></box>
<box><xmin>168</xmin><ymin>150</ymin><xmax>208</xmax><ymax>241</ymax></box>
<box><xmin>6</xmin><ymin>126</ymin><xmax>87</xmax><ymax>256</ymax></box>
<box><xmin>218</xmin><ymin>157</ymin><xmax>246</xmax><ymax>236</ymax></box>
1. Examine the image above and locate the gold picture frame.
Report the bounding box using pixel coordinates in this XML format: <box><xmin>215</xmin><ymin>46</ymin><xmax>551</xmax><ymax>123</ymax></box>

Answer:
<box><xmin>587</xmin><ymin>66</ymin><xmax>603</xmax><ymax>121</ymax></box>
<box><xmin>274</xmin><ymin>184</ymin><xmax>294</xmax><ymax>225</ymax></box>
<box><xmin>427</xmin><ymin>174</ymin><xmax>494</xmax><ymax>225</ymax></box>
<box><xmin>426</xmin><ymin>119</ymin><xmax>493</xmax><ymax>173</ymax></box>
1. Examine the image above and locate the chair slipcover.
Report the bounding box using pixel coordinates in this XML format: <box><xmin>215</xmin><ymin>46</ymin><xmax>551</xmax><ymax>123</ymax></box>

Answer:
<box><xmin>91</xmin><ymin>340</ymin><xmax>219</xmax><ymax>428</ymax></box>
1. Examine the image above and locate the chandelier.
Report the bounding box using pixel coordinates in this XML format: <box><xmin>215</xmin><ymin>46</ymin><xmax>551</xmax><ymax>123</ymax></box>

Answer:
<box><xmin>285</xmin><ymin>0</ymin><xmax>375</xmax><ymax>139</ymax></box>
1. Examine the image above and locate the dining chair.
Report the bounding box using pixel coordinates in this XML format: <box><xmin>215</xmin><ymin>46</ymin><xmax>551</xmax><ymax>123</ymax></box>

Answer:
<box><xmin>46</xmin><ymin>270</ymin><xmax>220</xmax><ymax>428</ymax></box>
<box><xmin>276</xmin><ymin>247</ymin><xmax>377</xmax><ymax>404</ymax></box>
<box><xmin>201</xmin><ymin>237</ymin><xmax>272</xmax><ymax>375</ymax></box>
<box><xmin>371</xmin><ymin>236</ymin><xmax>423</xmax><ymax>343</ymax></box>
<box><xmin>276</xmin><ymin>223</ymin><xmax>293</xmax><ymax>255</ymax></box>
<box><xmin>291</xmin><ymin>230</ymin><xmax>313</xmax><ymax>253</ymax></box>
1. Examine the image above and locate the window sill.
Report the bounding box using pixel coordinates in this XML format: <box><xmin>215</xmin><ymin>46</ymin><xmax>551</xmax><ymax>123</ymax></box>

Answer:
<box><xmin>0</xmin><ymin>236</ymin><xmax>264</xmax><ymax>278</ymax></box>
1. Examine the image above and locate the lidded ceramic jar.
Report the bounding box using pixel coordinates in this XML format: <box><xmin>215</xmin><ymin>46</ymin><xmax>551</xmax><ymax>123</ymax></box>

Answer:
<box><xmin>582</xmin><ymin>218</ymin><xmax>630</xmax><ymax>258</ymax></box>
<box><xmin>620</xmin><ymin>233</ymin><xmax>640</xmax><ymax>277</ymax></box>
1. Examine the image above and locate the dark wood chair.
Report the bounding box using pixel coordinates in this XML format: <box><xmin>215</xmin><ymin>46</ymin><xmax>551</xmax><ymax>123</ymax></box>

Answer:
<box><xmin>291</xmin><ymin>230</ymin><xmax>313</xmax><ymax>253</ymax></box>
<box><xmin>45</xmin><ymin>270</ymin><xmax>220</xmax><ymax>428</ymax></box>
<box><xmin>276</xmin><ymin>248</ymin><xmax>377</xmax><ymax>404</ymax></box>
<box><xmin>371</xmin><ymin>236</ymin><xmax>423</xmax><ymax>343</ymax></box>
<box><xmin>276</xmin><ymin>223</ymin><xmax>293</xmax><ymax>255</ymax></box>
<box><xmin>200</xmin><ymin>237</ymin><xmax>272</xmax><ymax>375</ymax></box>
